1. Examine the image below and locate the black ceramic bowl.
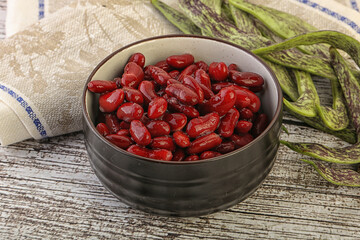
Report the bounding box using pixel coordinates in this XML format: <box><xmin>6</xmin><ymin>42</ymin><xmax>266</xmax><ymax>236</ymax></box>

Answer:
<box><xmin>82</xmin><ymin>35</ymin><xmax>283</xmax><ymax>217</ymax></box>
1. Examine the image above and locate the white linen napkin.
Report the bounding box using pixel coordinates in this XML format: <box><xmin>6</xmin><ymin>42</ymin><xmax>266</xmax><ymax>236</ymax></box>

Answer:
<box><xmin>1</xmin><ymin>0</ymin><xmax>360</xmax><ymax>145</ymax></box>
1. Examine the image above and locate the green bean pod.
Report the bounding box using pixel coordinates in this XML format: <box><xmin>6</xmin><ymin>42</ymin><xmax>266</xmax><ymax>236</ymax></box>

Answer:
<box><xmin>151</xmin><ymin>0</ymin><xmax>201</xmax><ymax>35</ymax></box>
<box><xmin>302</xmin><ymin>159</ymin><xmax>360</xmax><ymax>187</ymax></box>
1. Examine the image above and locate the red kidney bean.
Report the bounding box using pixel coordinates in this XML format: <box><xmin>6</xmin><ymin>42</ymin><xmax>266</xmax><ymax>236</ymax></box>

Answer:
<box><xmin>138</xmin><ymin>81</ymin><xmax>158</xmax><ymax>103</ymax></box>
<box><xmin>99</xmin><ymin>89</ymin><xmax>124</xmax><ymax>112</ymax></box>
<box><xmin>155</xmin><ymin>60</ymin><xmax>172</xmax><ymax>72</ymax></box>
<box><xmin>122</xmin><ymin>86</ymin><xmax>144</xmax><ymax>105</ymax></box>
<box><xmin>127</xmin><ymin>145</ymin><xmax>149</xmax><ymax>158</ymax></box>
<box><xmin>169</xmin><ymin>70</ymin><xmax>180</xmax><ymax>79</ymax></box>
<box><xmin>105</xmin><ymin>134</ymin><xmax>133</xmax><ymax>149</ymax></box>
<box><xmin>240</xmin><ymin>87</ymin><xmax>261</xmax><ymax>113</ymax></box>
<box><xmin>195</xmin><ymin>61</ymin><xmax>208</xmax><ymax>71</ymax></box>
<box><xmin>230</xmin><ymin>133</ymin><xmax>254</xmax><ymax>148</ymax></box>
<box><xmin>96</xmin><ymin>123</ymin><xmax>110</xmax><ymax>136</ymax></box>
<box><xmin>130</xmin><ymin>120</ymin><xmax>152</xmax><ymax>146</ymax></box>
<box><xmin>121</xmin><ymin>62</ymin><xmax>144</xmax><ymax>88</ymax></box>
<box><xmin>172</xmin><ymin>148</ymin><xmax>186</xmax><ymax>161</ymax></box>
<box><xmin>119</xmin><ymin>120</ymin><xmax>131</xmax><ymax>129</ymax></box>
<box><xmin>163</xmin><ymin>113</ymin><xmax>187</xmax><ymax>131</ymax></box>
<box><xmin>199</xmin><ymin>87</ymin><xmax>236</xmax><ymax>116</ymax></box>
<box><xmin>230</xmin><ymin>70</ymin><xmax>264</xmax><ymax>88</ymax></box>
<box><xmin>228</xmin><ymin>63</ymin><xmax>239</xmax><ymax>71</ymax></box>
<box><xmin>146</xmin><ymin>120</ymin><xmax>171</xmax><ymax>138</ymax></box>
<box><xmin>148</xmin><ymin>66</ymin><xmax>172</xmax><ymax>86</ymax></box>
<box><xmin>173</xmin><ymin>131</ymin><xmax>190</xmax><ymax>148</ymax></box>
<box><xmin>232</xmin><ymin>85</ymin><xmax>254</xmax><ymax>109</ymax></box>
<box><xmin>148</xmin><ymin>149</ymin><xmax>173</xmax><ymax>161</ymax></box>
<box><xmin>150</xmin><ymin>136</ymin><xmax>175</xmax><ymax>152</ymax></box>
<box><xmin>211</xmin><ymin>82</ymin><xmax>234</xmax><ymax>93</ymax></box>
<box><xmin>236</xmin><ymin>120</ymin><xmax>253</xmax><ymax>134</ymax></box>
<box><xmin>105</xmin><ymin>113</ymin><xmax>121</xmax><ymax>133</ymax></box>
<box><xmin>187</xmin><ymin>133</ymin><xmax>222</xmax><ymax>154</ymax></box>
<box><xmin>116</xmin><ymin>102</ymin><xmax>144</xmax><ymax>122</ymax></box>
<box><xmin>166</xmin><ymin>96</ymin><xmax>200</xmax><ymax>118</ymax></box>
<box><xmin>148</xmin><ymin>97</ymin><xmax>167</xmax><ymax>119</ymax></box>
<box><xmin>165</xmin><ymin>83</ymin><xmax>199</xmax><ymax>106</ymax></box>
<box><xmin>116</xmin><ymin>129</ymin><xmax>130</xmax><ymax>136</ymax></box>
<box><xmin>166</xmin><ymin>54</ymin><xmax>194</xmax><ymax>69</ymax></box>
<box><xmin>186</xmin><ymin>112</ymin><xmax>220</xmax><ymax>138</ymax></box>
<box><xmin>183</xmin><ymin>75</ymin><xmax>204</xmax><ymax>104</ymax></box>
<box><xmin>252</xmin><ymin>113</ymin><xmax>269</xmax><ymax>137</ymax></box>
<box><xmin>218</xmin><ymin>108</ymin><xmax>240</xmax><ymax>138</ymax></box>
<box><xmin>184</xmin><ymin>155</ymin><xmax>200</xmax><ymax>161</ymax></box>
<box><xmin>200</xmin><ymin>84</ymin><xmax>215</xmax><ymax>100</ymax></box>
<box><xmin>208</xmin><ymin>62</ymin><xmax>228</xmax><ymax>81</ymax></box>
<box><xmin>200</xmin><ymin>151</ymin><xmax>222</xmax><ymax>159</ymax></box>
<box><xmin>239</xmin><ymin>107</ymin><xmax>254</xmax><ymax>120</ymax></box>
<box><xmin>194</xmin><ymin>69</ymin><xmax>211</xmax><ymax>89</ymax></box>
<box><xmin>87</xmin><ymin>80</ymin><xmax>117</xmax><ymax>93</ymax></box>
<box><xmin>177</xmin><ymin>64</ymin><xmax>198</xmax><ymax>82</ymax></box>
<box><xmin>128</xmin><ymin>52</ymin><xmax>145</xmax><ymax>68</ymax></box>
<box><xmin>214</xmin><ymin>140</ymin><xmax>236</xmax><ymax>154</ymax></box>
<box><xmin>120</xmin><ymin>74</ymin><xmax>138</xmax><ymax>89</ymax></box>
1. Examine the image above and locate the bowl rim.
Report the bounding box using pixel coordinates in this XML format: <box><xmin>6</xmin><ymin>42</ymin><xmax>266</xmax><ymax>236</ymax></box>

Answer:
<box><xmin>82</xmin><ymin>34</ymin><xmax>283</xmax><ymax>165</ymax></box>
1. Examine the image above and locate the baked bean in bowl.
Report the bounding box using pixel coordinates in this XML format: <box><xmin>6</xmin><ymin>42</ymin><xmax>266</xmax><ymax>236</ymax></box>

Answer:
<box><xmin>82</xmin><ymin>35</ymin><xmax>283</xmax><ymax>217</ymax></box>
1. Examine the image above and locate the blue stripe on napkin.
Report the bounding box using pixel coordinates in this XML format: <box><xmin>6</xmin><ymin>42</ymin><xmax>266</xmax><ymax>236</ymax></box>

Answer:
<box><xmin>39</xmin><ymin>0</ymin><xmax>45</xmax><ymax>19</ymax></box>
<box><xmin>294</xmin><ymin>0</ymin><xmax>360</xmax><ymax>34</ymax></box>
<box><xmin>350</xmin><ymin>0</ymin><xmax>360</xmax><ymax>11</ymax></box>
<box><xmin>0</xmin><ymin>84</ymin><xmax>47</xmax><ymax>137</ymax></box>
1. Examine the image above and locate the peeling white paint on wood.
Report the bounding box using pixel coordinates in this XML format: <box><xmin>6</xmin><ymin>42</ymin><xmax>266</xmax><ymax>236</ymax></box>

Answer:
<box><xmin>0</xmin><ymin>1</ymin><xmax>359</xmax><ymax>239</ymax></box>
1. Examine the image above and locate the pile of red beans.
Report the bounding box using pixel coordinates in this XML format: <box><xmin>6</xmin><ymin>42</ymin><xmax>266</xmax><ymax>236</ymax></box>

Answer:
<box><xmin>87</xmin><ymin>53</ymin><xmax>268</xmax><ymax>161</ymax></box>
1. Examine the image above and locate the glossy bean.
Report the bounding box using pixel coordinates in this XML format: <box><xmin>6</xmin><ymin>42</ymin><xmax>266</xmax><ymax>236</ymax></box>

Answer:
<box><xmin>150</xmin><ymin>136</ymin><xmax>176</xmax><ymax>151</ymax></box>
<box><xmin>184</xmin><ymin>155</ymin><xmax>200</xmax><ymax>161</ymax></box>
<box><xmin>99</xmin><ymin>89</ymin><xmax>124</xmax><ymax>113</ymax></box>
<box><xmin>194</xmin><ymin>69</ymin><xmax>211</xmax><ymax>89</ymax></box>
<box><xmin>230</xmin><ymin>133</ymin><xmax>254</xmax><ymax>148</ymax></box>
<box><xmin>148</xmin><ymin>97</ymin><xmax>168</xmax><ymax>119</ymax></box>
<box><xmin>167</xmin><ymin>96</ymin><xmax>200</xmax><ymax>118</ymax></box>
<box><xmin>116</xmin><ymin>129</ymin><xmax>130</xmax><ymax>136</ymax></box>
<box><xmin>186</xmin><ymin>112</ymin><xmax>220</xmax><ymax>138</ymax></box>
<box><xmin>228</xmin><ymin>63</ymin><xmax>239</xmax><ymax>71</ymax></box>
<box><xmin>122</xmin><ymin>62</ymin><xmax>144</xmax><ymax>88</ymax></box>
<box><xmin>96</xmin><ymin>123</ymin><xmax>110</xmax><ymax>136</ymax></box>
<box><xmin>128</xmin><ymin>52</ymin><xmax>145</xmax><ymax>68</ymax></box>
<box><xmin>105</xmin><ymin>134</ymin><xmax>133</xmax><ymax>149</ymax></box>
<box><xmin>187</xmin><ymin>133</ymin><xmax>222</xmax><ymax>154</ymax></box>
<box><xmin>218</xmin><ymin>108</ymin><xmax>240</xmax><ymax>137</ymax></box>
<box><xmin>148</xmin><ymin>66</ymin><xmax>172</xmax><ymax>86</ymax></box>
<box><xmin>148</xmin><ymin>149</ymin><xmax>173</xmax><ymax>161</ymax></box>
<box><xmin>130</xmin><ymin>120</ymin><xmax>152</xmax><ymax>146</ymax></box>
<box><xmin>236</xmin><ymin>120</ymin><xmax>253</xmax><ymax>134</ymax></box>
<box><xmin>208</xmin><ymin>62</ymin><xmax>228</xmax><ymax>81</ymax></box>
<box><xmin>166</xmin><ymin>54</ymin><xmax>194</xmax><ymax>69</ymax></box>
<box><xmin>155</xmin><ymin>60</ymin><xmax>172</xmax><ymax>72</ymax></box>
<box><xmin>87</xmin><ymin>80</ymin><xmax>117</xmax><ymax>93</ymax></box>
<box><xmin>183</xmin><ymin>75</ymin><xmax>205</xmax><ymax>104</ymax></box>
<box><xmin>239</xmin><ymin>108</ymin><xmax>253</xmax><ymax>120</ymax></box>
<box><xmin>177</xmin><ymin>64</ymin><xmax>198</xmax><ymax>82</ymax></box>
<box><xmin>116</xmin><ymin>102</ymin><xmax>144</xmax><ymax>122</ymax></box>
<box><xmin>173</xmin><ymin>131</ymin><xmax>191</xmax><ymax>148</ymax></box>
<box><xmin>195</xmin><ymin>61</ymin><xmax>208</xmax><ymax>71</ymax></box>
<box><xmin>165</xmin><ymin>83</ymin><xmax>199</xmax><ymax>106</ymax></box>
<box><xmin>104</xmin><ymin>113</ymin><xmax>121</xmax><ymax>134</ymax></box>
<box><xmin>138</xmin><ymin>80</ymin><xmax>158</xmax><ymax>103</ymax></box>
<box><xmin>146</xmin><ymin>120</ymin><xmax>171</xmax><ymax>137</ymax></box>
<box><xmin>169</xmin><ymin>70</ymin><xmax>180</xmax><ymax>79</ymax></box>
<box><xmin>163</xmin><ymin>113</ymin><xmax>187</xmax><ymax>131</ymax></box>
<box><xmin>199</xmin><ymin>87</ymin><xmax>236</xmax><ymax>116</ymax></box>
<box><xmin>122</xmin><ymin>86</ymin><xmax>144</xmax><ymax>105</ymax></box>
<box><xmin>230</xmin><ymin>70</ymin><xmax>264</xmax><ymax>88</ymax></box>
<box><xmin>127</xmin><ymin>145</ymin><xmax>149</xmax><ymax>158</ymax></box>
<box><xmin>214</xmin><ymin>140</ymin><xmax>236</xmax><ymax>154</ymax></box>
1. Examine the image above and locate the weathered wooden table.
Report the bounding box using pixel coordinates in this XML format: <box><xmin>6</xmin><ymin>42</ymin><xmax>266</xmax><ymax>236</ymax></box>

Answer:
<box><xmin>0</xmin><ymin>1</ymin><xmax>359</xmax><ymax>239</ymax></box>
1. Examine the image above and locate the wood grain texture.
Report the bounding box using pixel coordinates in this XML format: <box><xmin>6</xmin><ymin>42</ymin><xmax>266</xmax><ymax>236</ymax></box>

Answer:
<box><xmin>0</xmin><ymin>1</ymin><xmax>360</xmax><ymax>239</ymax></box>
